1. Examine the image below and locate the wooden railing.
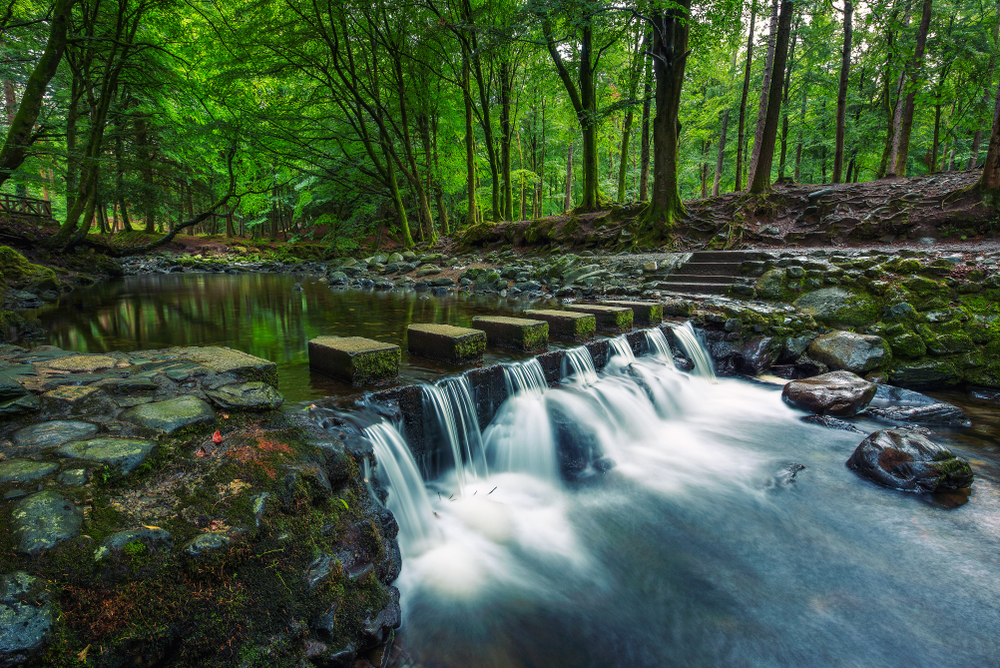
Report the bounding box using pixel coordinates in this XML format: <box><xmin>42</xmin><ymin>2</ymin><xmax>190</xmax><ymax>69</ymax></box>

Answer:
<box><xmin>0</xmin><ymin>193</ymin><xmax>52</xmax><ymax>218</ymax></box>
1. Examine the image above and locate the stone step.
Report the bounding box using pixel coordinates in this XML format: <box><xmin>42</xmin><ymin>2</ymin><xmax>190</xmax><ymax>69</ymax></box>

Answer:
<box><xmin>657</xmin><ymin>282</ymin><xmax>732</xmax><ymax>296</ymax></box>
<box><xmin>523</xmin><ymin>309</ymin><xmax>596</xmax><ymax>340</ymax></box>
<box><xmin>308</xmin><ymin>336</ymin><xmax>401</xmax><ymax>385</ymax></box>
<box><xmin>688</xmin><ymin>250</ymin><xmax>767</xmax><ymax>263</ymax></box>
<box><xmin>471</xmin><ymin>316</ymin><xmax>549</xmax><ymax>352</ymax></box>
<box><xmin>659</xmin><ymin>274</ymin><xmax>735</xmax><ymax>285</ymax></box>
<box><xmin>407</xmin><ymin>324</ymin><xmax>487</xmax><ymax>364</ymax></box>
<box><xmin>672</xmin><ymin>262</ymin><xmax>744</xmax><ymax>277</ymax></box>
<box><xmin>564</xmin><ymin>304</ymin><xmax>634</xmax><ymax>333</ymax></box>
<box><xmin>599</xmin><ymin>300</ymin><xmax>663</xmax><ymax>326</ymax></box>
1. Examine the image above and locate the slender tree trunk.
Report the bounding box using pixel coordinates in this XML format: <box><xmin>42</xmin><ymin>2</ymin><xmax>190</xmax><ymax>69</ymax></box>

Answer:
<box><xmin>700</xmin><ymin>141</ymin><xmax>710</xmax><ymax>198</ymax></box>
<box><xmin>462</xmin><ymin>59</ymin><xmax>477</xmax><ymax>228</ymax></box>
<box><xmin>499</xmin><ymin>59</ymin><xmax>514</xmax><ymax>220</ymax></box>
<box><xmin>564</xmin><ymin>143</ymin><xmax>573</xmax><ymax>211</ymax></box>
<box><xmin>794</xmin><ymin>80</ymin><xmax>806</xmax><ymax>181</ymax></box>
<box><xmin>778</xmin><ymin>18</ymin><xmax>798</xmax><ymax>180</ymax></box>
<box><xmin>977</xmin><ymin>72</ymin><xmax>1000</xmax><ymax>191</ymax></box>
<box><xmin>749</xmin><ymin>0</ymin><xmax>795</xmax><ymax>194</ymax></box>
<box><xmin>735</xmin><ymin>1</ymin><xmax>757</xmax><ymax>191</ymax></box>
<box><xmin>833</xmin><ymin>0</ymin><xmax>853</xmax><ymax>183</ymax></box>
<box><xmin>713</xmin><ymin>110</ymin><xmax>730</xmax><ymax>196</ymax></box>
<box><xmin>748</xmin><ymin>0</ymin><xmax>781</xmax><ymax>186</ymax></box>
<box><xmin>888</xmin><ymin>0</ymin><xmax>933</xmax><ymax>177</ymax></box>
<box><xmin>618</xmin><ymin>31</ymin><xmax>648</xmax><ymax>202</ymax></box>
<box><xmin>639</xmin><ymin>62</ymin><xmax>652</xmax><ymax>201</ymax></box>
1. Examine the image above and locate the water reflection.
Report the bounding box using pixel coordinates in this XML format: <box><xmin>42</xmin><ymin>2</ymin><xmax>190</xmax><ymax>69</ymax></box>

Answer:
<box><xmin>26</xmin><ymin>273</ymin><xmax>560</xmax><ymax>402</ymax></box>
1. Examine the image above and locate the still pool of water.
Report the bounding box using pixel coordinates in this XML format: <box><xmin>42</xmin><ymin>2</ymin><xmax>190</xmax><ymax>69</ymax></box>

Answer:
<box><xmin>24</xmin><ymin>273</ymin><xmax>560</xmax><ymax>403</ymax></box>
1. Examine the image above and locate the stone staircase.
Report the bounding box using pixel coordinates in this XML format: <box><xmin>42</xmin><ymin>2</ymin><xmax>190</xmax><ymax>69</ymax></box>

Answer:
<box><xmin>657</xmin><ymin>250</ymin><xmax>767</xmax><ymax>296</ymax></box>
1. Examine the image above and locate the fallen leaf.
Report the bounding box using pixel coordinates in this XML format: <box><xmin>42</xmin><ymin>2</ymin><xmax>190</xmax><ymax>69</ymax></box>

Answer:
<box><xmin>77</xmin><ymin>644</ymin><xmax>90</xmax><ymax>662</ymax></box>
<box><xmin>141</xmin><ymin>524</ymin><xmax>161</xmax><ymax>530</ymax></box>
<box><xmin>212</xmin><ymin>430</ymin><xmax>223</xmax><ymax>445</ymax></box>
<box><xmin>195</xmin><ymin>446</ymin><xmax>210</xmax><ymax>458</ymax></box>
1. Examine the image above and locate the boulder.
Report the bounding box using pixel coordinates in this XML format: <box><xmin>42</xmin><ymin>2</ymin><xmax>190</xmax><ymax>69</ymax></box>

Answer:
<box><xmin>781</xmin><ymin>370</ymin><xmax>876</xmax><ymax>416</ymax></box>
<box><xmin>11</xmin><ymin>491</ymin><xmax>83</xmax><ymax>555</ymax></box>
<box><xmin>866</xmin><ymin>385</ymin><xmax>970</xmax><ymax>427</ymax></box>
<box><xmin>121</xmin><ymin>395</ymin><xmax>216</xmax><ymax>434</ymax></box>
<box><xmin>847</xmin><ymin>428</ymin><xmax>974</xmax><ymax>493</ymax></box>
<box><xmin>794</xmin><ymin>288</ymin><xmax>878</xmax><ymax>328</ymax></box>
<box><xmin>807</xmin><ymin>331</ymin><xmax>891</xmax><ymax>375</ymax></box>
<box><xmin>205</xmin><ymin>382</ymin><xmax>284</xmax><ymax>410</ymax></box>
<box><xmin>0</xmin><ymin>572</ymin><xmax>54</xmax><ymax>666</ymax></box>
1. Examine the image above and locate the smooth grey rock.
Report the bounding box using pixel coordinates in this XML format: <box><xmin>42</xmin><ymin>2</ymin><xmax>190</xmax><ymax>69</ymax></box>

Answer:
<box><xmin>11</xmin><ymin>491</ymin><xmax>83</xmax><ymax>555</ymax></box>
<box><xmin>58</xmin><ymin>469</ymin><xmax>88</xmax><ymax>486</ymax></box>
<box><xmin>13</xmin><ymin>420</ymin><xmax>98</xmax><ymax>449</ymax></box>
<box><xmin>95</xmin><ymin>528</ymin><xmax>174</xmax><ymax>561</ymax></box>
<box><xmin>182</xmin><ymin>532</ymin><xmax>232</xmax><ymax>558</ymax></box>
<box><xmin>807</xmin><ymin>331</ymin><xmax>891</xmax><ymax>375</ymax></box>
<box><xmin>847</xmin><ymin>428</ymin><xmax>973</xmax><ymax>492</ymax></box>
<box><xmin>782</xmin><ymin>370</ymin><xmax>877</xmax><ymax>417</ymax></box>
<box><xmin>205</xmin><ymin>382</ymin><xmax>283</xmax><ymax>410</ymax></box>
<box><xmin>57</xmin><ymin>438</ymin><xmax>155</xmax><ymax>474</ymax></box>
<box><xmin>122</xmin><ymin>395</ymin><xmax>215</xmax><ymax>433</ymax></box>
<box><xmin>0</xmin><ymin>572</ymin><xmax>53</xmax><ymax>666</ymax></box>
<box><xmin>0</xmin><ymin>460</ymin><xmax>58</xmax><ymax>484</ymax></box>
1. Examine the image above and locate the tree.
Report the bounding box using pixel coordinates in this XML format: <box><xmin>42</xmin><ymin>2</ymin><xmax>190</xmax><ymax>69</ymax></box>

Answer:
<box><xmin>748</xmin><ymin>0</ymin><xmax>795</xmax><ymax>193</ymax></box>
<box><xmin>833</xmin><ymin>0</ymin><xmax>853</xmax><ymax>183</ymax></box>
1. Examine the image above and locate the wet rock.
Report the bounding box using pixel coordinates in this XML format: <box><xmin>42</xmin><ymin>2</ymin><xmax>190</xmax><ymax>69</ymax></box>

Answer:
<box><xmin>0</xmin><ymin>372</ymin><xmax>36</xmax><ymax>418</ymax></box>
<box><xmin>772</xmin><ymin>463</ymin><xmax>807</xmax><ymax>486</ymax></box>
<box><xmin>794</xmin><ymin>288</ymin><xmax>878</xmax><ymax>328</ymax></box>
<box><xmin>847</xmin><ymin>428</ymin><xmax>973</xmax><ymax>493</ymax></box>
<box><xmin>735</xmin><ymin>336</ymin><xmax>782</xmax><ymax>376</ymax></box>
<box><xmin>11</xmin><ymin>491</ymin><xmax>83</xmax><ymax>555</ymax></box>
<box><xmin>0</xmin><ymin>459</ymin><xmax>58</xmax><ymax>484</ymax></box>
<box><xmin>58</xmin><ymin>469</ymin><xmax>88</xmax><ymax>486</ymax></box>
<box><xmin>95</xmin><ymin>528</ymin><xmax>174</xmax><ymax>561</ymax></box>
<box><xmin>57</xmin><ymin>438</ymin><xmax>156</xmax><ymax>474</ymax></box>
<box><xmin>205</xmin><ymin>381</ymin><xmax>283</xmax><ymax>410</ymax></box>
<box><xmin>122</xmin><ymin>395</ymin><xmax>216</xmax><ymax>434</ymax></box>
<box><xmin>782</xmin><ymin>370</ymin><xmax>877</xmax><ymax>417</ymax></box>
<box><xmin>41</xmin><ymin>354</ymin><xmax>118</xmax><ymax>373</ymax></box>
<box><xmin>807</xmin><ymin>331</ymin><xmax>891</xmax><ymax>375</ymax></box>
<box><xmin>867</xmin><ymin>403</ymin><xmax>970</xmax><ymax>428</ymax></box>
<box><xmin>0</xmin><ymin>571</ymin><xmax>54</xmax><ymax>666</ymax></box>
<box><xmin>181</xmin><ymin>532</ymin><xmax>232</xmax><ymax>558</ymax></box>
<box><xmin>360</xmin><ymin>586</ymin><xmax>401</xmax><ymax>650</ymax></box>
<box><xmin>801</xmin><ymin>414</ymin><xmax>865</xmax><ymax>433</ymax></box>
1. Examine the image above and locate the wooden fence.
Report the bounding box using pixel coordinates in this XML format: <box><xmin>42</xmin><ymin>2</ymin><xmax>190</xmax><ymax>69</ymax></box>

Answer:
<box><xmin>0</xmin><ymin>193</ymin><xmax>52</xmax><ymax>218</ymax></box>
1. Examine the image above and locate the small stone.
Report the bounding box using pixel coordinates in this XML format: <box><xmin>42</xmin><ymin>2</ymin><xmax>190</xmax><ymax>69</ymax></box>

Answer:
<box><xmin>205</xmin><ymin>382</ymin><xmax>284</xmax><ymax>410</ymax></box>
<box><xmin>95</xmin><ymin>528</ymin><xmax>174</xmax><ymax>561</ymax></box>
<box><xmin>57</xmin><ymin>438</ymin><xmax>156</xmax><ymax>474</ymax></box>
<box><xmin>121</xmin><ymin>396</ymin><xmax>216</xmax><ymax>434</ymax></box>
<box><xmin>182</xmin><ymin>532</ymin><xmax>232</xmax><ymax>558</ymax></box>
<box><xmin>58</xmin><ymin>469</ymin><xmax>88</xmax><ymax>486</ymax></box>
<box><xmin>11</xmin><ymin>491</ymin><xmax>83</xmax><ymax>555</ymax></box>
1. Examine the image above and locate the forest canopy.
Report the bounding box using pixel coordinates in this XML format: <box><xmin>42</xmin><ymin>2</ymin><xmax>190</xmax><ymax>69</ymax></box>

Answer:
<box><xmin>0</xmin><ymin>0</ymin><xmax>998</xmax><ymax>250</ymax></box>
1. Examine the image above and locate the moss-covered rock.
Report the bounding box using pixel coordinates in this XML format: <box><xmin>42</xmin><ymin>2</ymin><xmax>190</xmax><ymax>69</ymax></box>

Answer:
<box><xmin>0</xmin><ymin>246</ymin><xmax>56</xmax><ymax>286</ymax></box>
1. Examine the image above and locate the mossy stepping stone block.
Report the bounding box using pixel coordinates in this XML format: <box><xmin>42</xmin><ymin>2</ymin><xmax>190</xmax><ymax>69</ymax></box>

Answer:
<box><xmin>309</xmin><ymin>336</ymin><xmax>400</xmax><ymax>385</ymax></box>
<box><xmin>523</xmin><ymin>309</ymin><xmax>597</xmax><ymax>341</ymax></box>
<box><xmin>564</xmin><ymin>304</ymin><xmax>634</xmax><ymax>333</ymax></box>
<box><xmin>471</xmin><ymin>316</ymin><xmax>549</xmax><ymax>352</ymax></box>
<box><xmin>407</xmin><ymin>324</ymin><xmax>487</xmax><ymax>364</ymax></box>
<box><xmin>600</xmin><ymin>300</ymin><xmax>663</xmax><ymax>326</ymax></box>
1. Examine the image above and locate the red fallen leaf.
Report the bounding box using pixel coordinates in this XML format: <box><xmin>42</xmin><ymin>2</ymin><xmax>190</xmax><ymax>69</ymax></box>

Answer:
<box><xmin>195</xmin><ymin>446</ymin><xmax>210</xmax><ymax>458</ymax></box>
<box><xmin>212</xmin><ymin>430</ymin><xmax>223</xmax><ymax>445</ymax></box>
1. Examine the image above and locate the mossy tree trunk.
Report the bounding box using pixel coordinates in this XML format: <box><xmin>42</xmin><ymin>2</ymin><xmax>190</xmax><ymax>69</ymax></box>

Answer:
<box><xmin>640</xmin><ymin>1</ymin><xmax>691</xmax><ymax>229</ymax></box>
<box><xmin>748</xmin><ymin>0</ymin><xmax>795</xmax><ymax>194</ymax></box>
<box><xmin>976</xmin><ymin>73</ymin><xmax>1000</xmax><ymax>192</ymax></box>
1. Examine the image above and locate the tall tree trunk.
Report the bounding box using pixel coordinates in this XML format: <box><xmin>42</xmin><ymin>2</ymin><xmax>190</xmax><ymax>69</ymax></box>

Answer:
<box><xmin>794</xmin><ymin>81</ymin><xmax>806</xmax><ymax>182</ymax></box>
<box><xmin>735</xmin><ymin>1</ymin><xmax>757</xmax><ymax>191</ymax></box>
<box><xmin>639</xmin><ymin>62</ymin><xmax>652</xmax><ymax>201</ymax></box>
<box><xmin>713</xmin><ymin>110</ymin><xmax>730</xmax><ymax>196</ymax></box>
<box><xmin>564</xmin><ymin>143</ymin><xmax>573</xmax><ymax>211</ymax></box>
<box><xmin>778</xmin><ymin>18</ymin><xmax>798</xmax><ymax>180</ymax></box>
<box><xmin>618</xmin><ymin>31</ymin><xmax>648</xmax><ymax>202</ymax></box>
<box><xmin>749</xmin><ymin>0</ymin><xmax>795</xmax><ymax>194</ymax></box>
<box><xmin>462</xmin><ymin>59</ymin><xmax>477</xmax><ymax>228</ymax></box>
<box><xmin>833</xmin><ymin>0</ymin><xmax>853</xmax><ymax>183</ymax></box>
<box><xmin>643</xmin><ymin>0</ymin><xmax>691</xmax><ymax>227</ymax></box>
<box><xmin>888</xmin><ymin>0</ymin><xmax>933</xmax><ymax>177</ymax></box>
<box><xmin>0</xmin><ymin>0</ymin><xmax>73</xmax><ymax>192</ymax></box>
<box><xmin>748</xmin><ymin>0</ymin><xmax>780</xmax><ymax>186</ymax></box>
<box><xmin>977</xmin><ymin>72</ymin><xmax>1000</xmax><ymax>191</ymax></box>
<box><xmin>499</xmin><ymin>59</ymin><xmax>514</xmax><ymax>220</ymax></box>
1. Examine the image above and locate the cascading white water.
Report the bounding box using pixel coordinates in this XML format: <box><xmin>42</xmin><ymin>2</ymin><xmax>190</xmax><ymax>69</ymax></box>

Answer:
<box><xmin>502</xmin><ymin>357</ymin><xmax>548</xmax><ymax>396</ymax></box>
<box><xmin>609</xmin><ymin>335</ymin><xmax>636</xmax><ymax>363</ymax></box>
<box><xmin>672</xmin><ymin>321</ymin><xmax>716</xmax><ymax>380</ymax></box>
<box><xmin>561</xmin><ymin>346</ymin><xmax>599</xmax><ymax>384</ymax></box>
<box><xmin>422</xmin><ymin>377</ymin><xmax>489</xmax><ymax>493</ymax></box>
<box><xmin>643</xmin><ymin>327</ymin><xmax>675</xmax><ymax>366</ymax></box>
<box><xmin>364</xmin><ymin>422</ymin><xmax>441</xmax><ymax>557</ymax></box>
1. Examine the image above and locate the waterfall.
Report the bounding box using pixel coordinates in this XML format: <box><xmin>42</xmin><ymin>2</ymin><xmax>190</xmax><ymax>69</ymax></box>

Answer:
<box><xmin>502</xmin><ymin>358</ymin><xmax>548</xmax><ymax>397</ymax></box>
<box><xmin>365</xmin><ymin>421</ymin><xmax>441</xmax><ymax>556</ymax></box>
<box><xmin>561</xmin><ymin>346</ymin><xmax>599</xmax><ymax>385</ymax></box>
<box><xmin>422</xmin><ymin>377</ymin><xmax>489</xmax><ymax>493</ymax></box>
<box><xmin>672</xmin><ymin>321</ymin><xmax>716</xmax><ymax>380</ymax></box>
<box><xmin>643</xmin><ymin>328</ymin><xmax>675</xmax><ymax>367</ymax></box>
<box><xmin>609</xmin><ymin>335</ymin><xmax>636</xmax><ymax>363</ymax></box>
<box><xmin>485</xmin><ymin>359</ymin><xmax>560</xmax><ymax>481</ymax></box>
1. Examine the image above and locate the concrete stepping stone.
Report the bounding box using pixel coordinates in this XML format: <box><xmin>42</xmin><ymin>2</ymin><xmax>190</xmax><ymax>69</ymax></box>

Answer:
<box><xmin>600</xmin><ymin>300</ymin><xmax>663</xmax><ymax>326</ymax></box>
<box><xmin>471</xmin><ymin>316</ymin><xmax>549</xmax><ymax>352</ymax></box>
<box><xmin>13</xmin><ymin>420</ymin><xmax>98</xmax><ymax>449</ymax></box>
<box><xmin>0</xmin><ymin>460</ymin><xmax>58</xmax><ymax>484</ymax></box>
<box><xmin>121</xmin><ymin>395</ymin><xmax>216</xmax><ymax>434</ymax></box>
<box><xmin>407</xmin><ymin>324</ymin><xmax>486</xmax><ymax>364</ymax></box>
<box><xmin>523</xmin><ymin>309</ymin><xmax>597</xmax><ymax>341</ymax></box>
<box><xmin>206</xmin><ymin>381</ymin><xmax>284</xmax><ymax>410</ymax></box>
<box><xmin>309</xmin><ymin>336</ymin><xmax>401</xmax><ymax>385</ymax></box>
<box><xmin>11</xmin><ymin>491</ymin><xmax>83</xmax><ymax>554</ymax></box>
<box><xmin>564</xmin><ymin>304</ymin><xmax>634</xmax><ymax>333</ymax></box>
<box><xmin>57</xmin><ymin>438</ymin><xmax>156</xmax><ymax>474</ymax></box>
<box><xmin>0</xmin><ymin>572</ymin><xmax>54</xmax><ymax>665</ymax></box>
